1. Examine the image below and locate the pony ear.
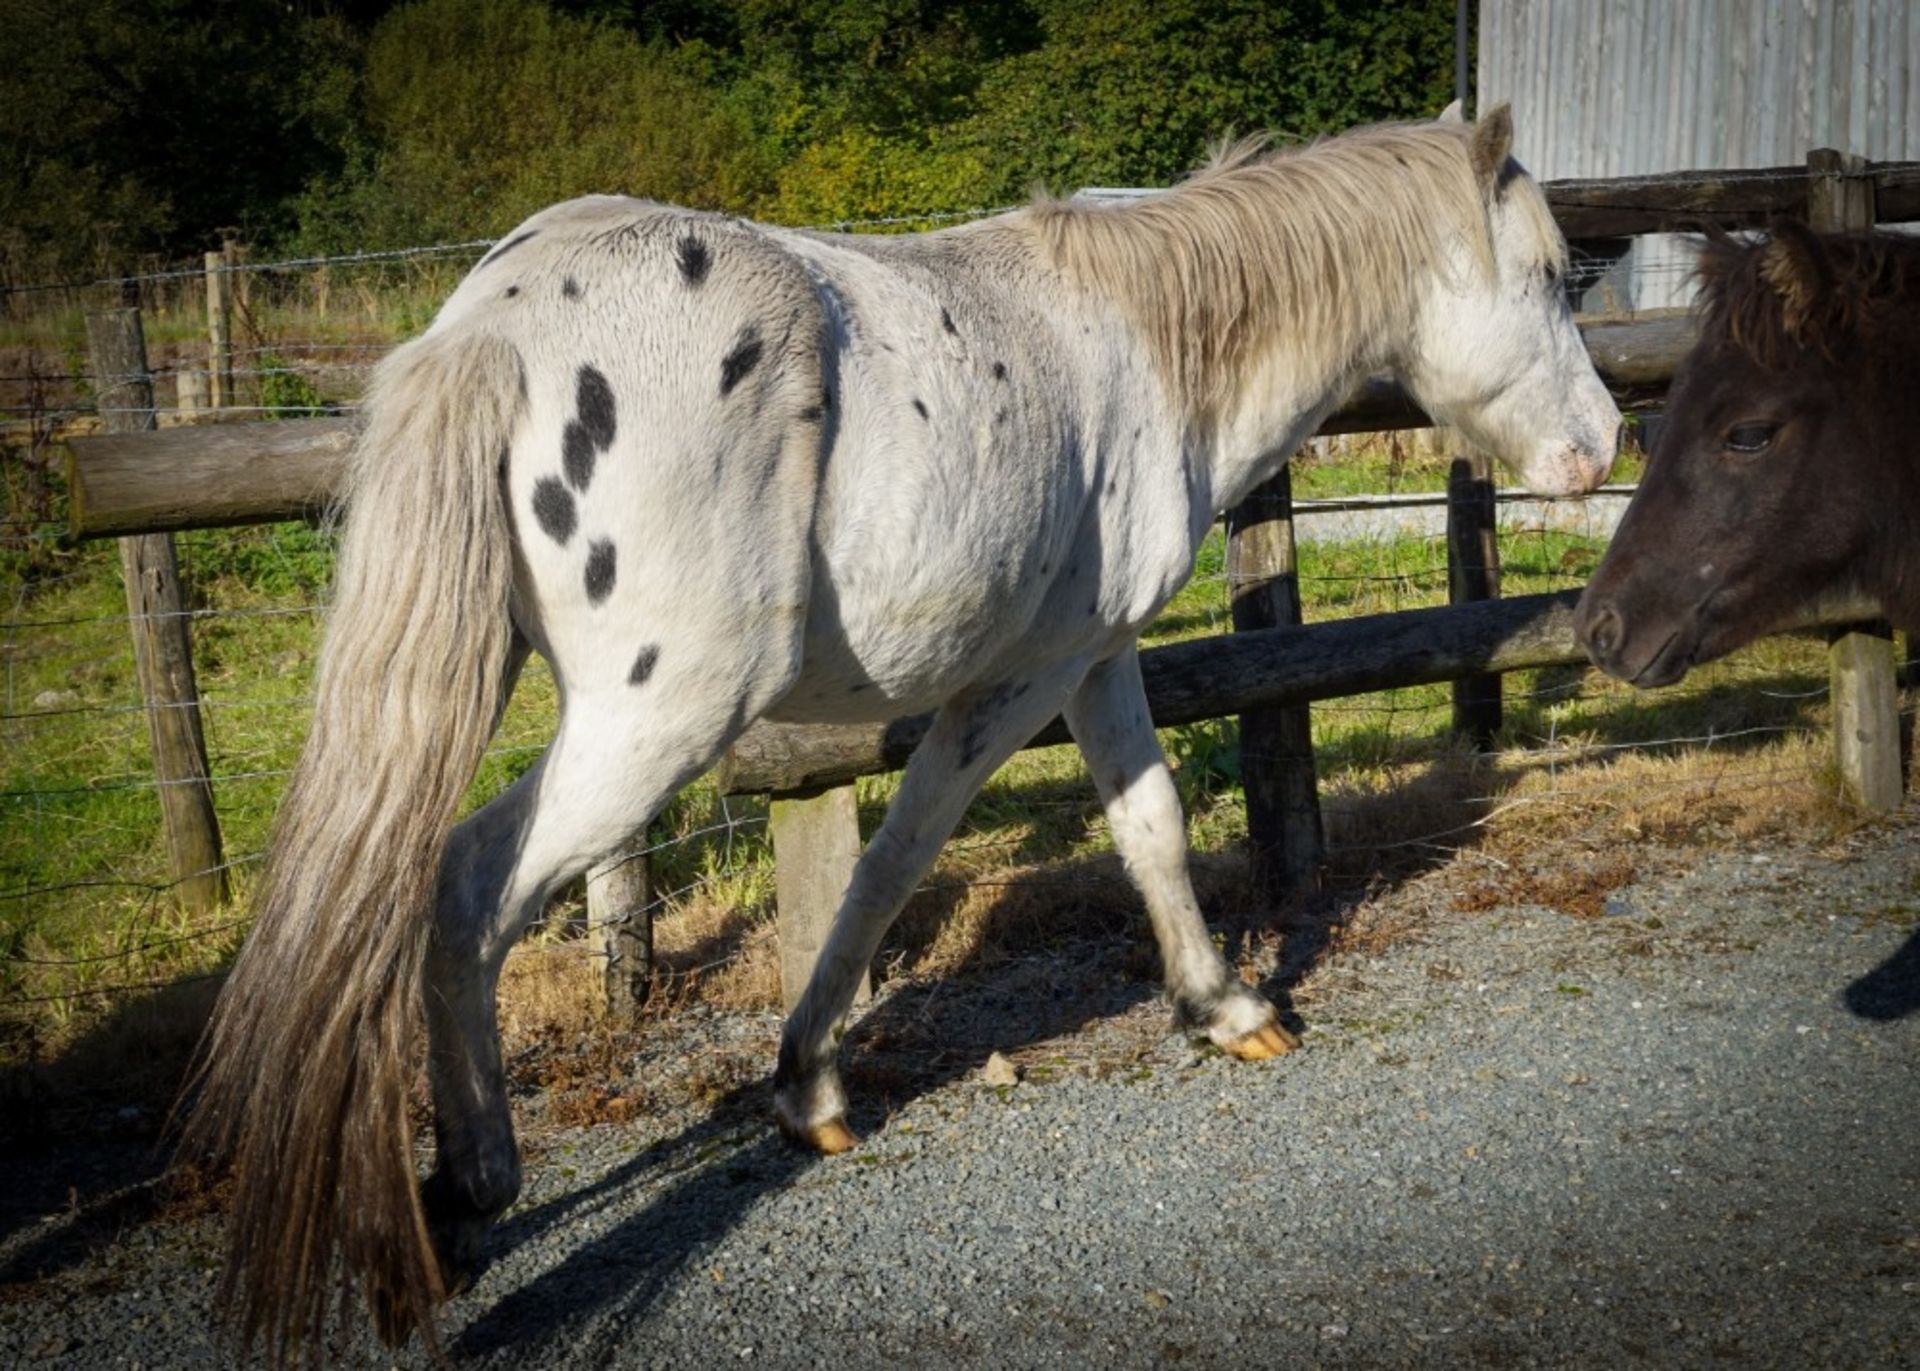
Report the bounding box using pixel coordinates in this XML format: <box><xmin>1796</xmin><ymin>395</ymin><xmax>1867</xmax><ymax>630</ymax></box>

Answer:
<box><xmin>1760</xmin><ymin>221</ymin><xmax>1837</xmax><ymax>342</ymax></box>
<box><xmin>1688</xmin><ymin>224</ymin><xmax>1744</xmax><ymax>294</ymax></box>
<box><xmin>1470</xmin><ymin>102</ymin><xmax>1515</xmax><ymax>192</ymax></box>
<box><xmin>1438</xmin><ymin>99</ymin><xmax>1465</xmax><ymax>124</ymax></box>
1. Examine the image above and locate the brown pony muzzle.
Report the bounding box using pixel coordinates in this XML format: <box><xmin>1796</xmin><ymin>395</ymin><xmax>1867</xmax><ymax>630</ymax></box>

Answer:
<box><xmin>1574</xmin><ymin>574</ymin><xmax>1710</xmax><ymax>688</ymax></box>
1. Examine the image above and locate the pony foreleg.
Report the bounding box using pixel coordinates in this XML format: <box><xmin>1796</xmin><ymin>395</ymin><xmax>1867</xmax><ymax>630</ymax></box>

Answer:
<box><xmin>773</xmin><ymin>660</ymin><xmax>1093</xmax><ymax>1153</ymax></box>
<box><xmin>1064</xmin><ymin>647</ymin><xmax>1296</xmax><ymax>1059</ymax></box>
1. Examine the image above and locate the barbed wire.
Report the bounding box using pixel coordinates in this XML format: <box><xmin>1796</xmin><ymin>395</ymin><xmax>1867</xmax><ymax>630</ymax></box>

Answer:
<box><xmin>0</xmin><ymin>203</ymin><xmax>1022</xmax><ymax>300</ymax></box>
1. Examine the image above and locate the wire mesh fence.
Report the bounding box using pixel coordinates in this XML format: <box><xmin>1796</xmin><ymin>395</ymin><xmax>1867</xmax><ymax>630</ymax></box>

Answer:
<box><xmin>1</xmin><ymin>228</ymin><xmax>1908</xmax><ymax>1065</ymax></box>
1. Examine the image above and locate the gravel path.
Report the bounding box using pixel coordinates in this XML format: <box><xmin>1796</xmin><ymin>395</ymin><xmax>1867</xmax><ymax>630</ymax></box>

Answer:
<box><xmin>1291</xmin><ymin>489</ymin><xmax>1627</xmax><ymax>546</ymax></box>
<box><xmin>4</xmin><ymin>820</ymin><xmax>1917</xmax><ymax>1369</ymax></box>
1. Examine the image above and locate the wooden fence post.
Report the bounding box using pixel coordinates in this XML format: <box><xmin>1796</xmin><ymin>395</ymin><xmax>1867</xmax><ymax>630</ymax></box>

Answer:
<box><xmin>1809</xmin><ymin>147</ymin><xmax>1902</xmax><ymax>810</ymax></box>
<box><xmin>586</xmin><ymin>838</ymin><xmax>652</xmax><ymax>1019</ymax></box>
<box><xmin>769</xmin><ymin>783</ymin><xmax>867</xmax><ymax>1012</ymax></box>
<box><xmin>1446</xmin><ymin>449</ymin><xmax>1503</xmax><ymax>748</ymax></box>
<box><xmin>1226</xmin><ymin>464</ymin><xmax>1325</xmax><ymax>903</ymax></box>
<box><xmin>205</xmin><ymin>249</ymin><xmax>233</xmax><ymax>411</ymax></box>
<box><xmin>85</xmin><ymin>307</ymin><xmax>228</xmax><ymax>912</ymax></box>
<box><xmin>1902</xmin><ymin>632</ymin><xmax>1917</xmax><ymax>791</ymax></box>
<box><xmin>175</xmin><ymin>368</ymin><xmax>208</xmax><ymax>421</ymax></box>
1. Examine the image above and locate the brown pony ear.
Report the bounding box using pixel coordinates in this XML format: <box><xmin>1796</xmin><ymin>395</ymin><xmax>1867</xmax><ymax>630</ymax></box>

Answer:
<box><xmin>1760</xmin><ymin>221</ymin><xmax>1837</xmax><ymax>343</ymax></box>
<box><xmin>1470</xmin><ymin>103</ymin><xmax>1515</xmax><ymax>192</ymax></box>
<box><xmin>1686</xmin><ymin>224</ymin><xmax>1744</xmax><ymax>299</ymax></box>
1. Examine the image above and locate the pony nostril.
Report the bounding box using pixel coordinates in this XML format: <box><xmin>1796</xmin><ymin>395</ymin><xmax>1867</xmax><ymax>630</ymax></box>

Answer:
<box><xmin>1583</xmin><ymin>603</ymin><xmax>1624</xmax><ymax>658</ymax></box>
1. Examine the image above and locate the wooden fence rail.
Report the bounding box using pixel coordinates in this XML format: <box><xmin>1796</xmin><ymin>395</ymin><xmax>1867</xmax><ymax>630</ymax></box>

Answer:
<box><xmin>712</xmin><ymin>590</ymin><xmax>1882</xmax><ymax>796</ymax></box>
<box><xmin>48</xmin><ymin>151</ymin><xmax>1919</xmax><ymax>1013</ymax></box>
<box><xmin>61</xmin><ymin>314</ymin><xmax>1700</xmax><ymax>540</ymax></box>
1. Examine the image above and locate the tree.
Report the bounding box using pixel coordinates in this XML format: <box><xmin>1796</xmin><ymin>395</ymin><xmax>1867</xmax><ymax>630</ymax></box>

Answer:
<box><xmin>0</xmin><ymin>0</ymin><xmax>364</xmax><ymax>277</ymax></box>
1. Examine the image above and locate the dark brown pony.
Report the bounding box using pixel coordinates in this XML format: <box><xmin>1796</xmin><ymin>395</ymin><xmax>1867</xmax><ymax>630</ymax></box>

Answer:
<box><xmin>1578</xmin><ymin>223</ymin><xmax>1920</xmax><ymax>685</ymax></box>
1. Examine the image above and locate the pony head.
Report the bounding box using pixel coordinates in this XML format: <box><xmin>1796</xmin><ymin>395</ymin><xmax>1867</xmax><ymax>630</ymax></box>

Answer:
<box><xmin>1394</xmin><ymin>103</ymin><xmax>1620</xmax><ymax>497</ymax></box>
<box><xmin>1577</xmin><ymin>226</ymin><xmax>1917</xmax><ymax>685</ymax></box>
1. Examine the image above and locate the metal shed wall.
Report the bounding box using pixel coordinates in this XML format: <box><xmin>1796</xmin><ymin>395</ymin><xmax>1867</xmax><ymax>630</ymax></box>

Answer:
<box><xmin>1479</xmin><ymin>0</ymin><xmax>1919</xmax><ymax>307</ymax></box>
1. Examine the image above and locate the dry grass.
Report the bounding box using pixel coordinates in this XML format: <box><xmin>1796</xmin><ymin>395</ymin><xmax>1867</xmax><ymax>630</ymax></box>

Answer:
<box><xmin>479</xmin><ymin>721</ymin><xmax>1890</xmax><ymax>1072</ymax></box>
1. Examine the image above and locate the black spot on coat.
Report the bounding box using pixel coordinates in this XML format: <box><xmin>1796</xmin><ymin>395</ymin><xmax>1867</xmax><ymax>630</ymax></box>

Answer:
<box><xmin>676</xmin><ymin>235</ymin><xmax>710</xmax><ymax>285</ymax></box>
<box><xmin>562</xmin><ymin>276</ymin><xmax>581</xmax><ymax>299</ymax></box>
<box><xmin>584</xmin><ymin>540</ymin><xmax>617</xmax><ymax>604</ymax></box>
<box><xmin>628</xmin><ymin>644</ymin><xmax>660</xmax><ymax>686</ymax></box>
<box><xmin>576</xmin><ymin>366</ymin><xmax>616</xmax><ymax>449</ymax></box>
<box><xmin>940</xmin><ymin>307</ymin><xmax>957</xmax><ymax>334</ymax></box>
<box><xmin>481</xmin><ymin>229</ymin><xmax>538</xmax><ymax>269</ymax></box>
<box><xmin>504</xmin><ymin>285</ymin><xmax>519</xmax><ymax>298</ymax></box>
<box><xmin>992</xmin><ymin>361</ymin><xmax>1007</xmax><ymax>380</ymax></box>
<box><xmin>957</xmin><ymin>681</ymin><xmax>1022</xmax><ymax>769</ymax></box>
<box><xmin>562</xmin><ymin>422</ymin><xmax>595</xmax><ymax>490</ymax></box>
<box><xmin>563</xmin><ymin>365</ymin><xmax>617</xmax><ymax>491</ymax></box>
<box><xmin>531</xmin><ymin>477</ymin><xmax>576</xmax><ymax>545</ymax></box>
<box><xmin>912</xmin><ymin>398</ymin><xmax>928</xmax><ymax>420</ymax></box>
<box><xmin>720</xmin><ymin>327</ymin><xmax>763</xmax><ymax>396</ymax></box>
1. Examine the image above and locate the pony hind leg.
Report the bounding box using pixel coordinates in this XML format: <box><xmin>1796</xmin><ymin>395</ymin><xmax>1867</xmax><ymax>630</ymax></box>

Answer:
<box><xmin>775</xmin><ymin>659</ymin><xmax>1094</xmax><ymax>1152</ymax></box>
<box><xmin>1063</xmin><ymin>647</ymin><xmax>1296</xmax><ymax>1059</ymax></box>
<box><xmin>420</xmin><ymin>689</ymin><xmax>748</xmax><ymax>1290</ymax></box>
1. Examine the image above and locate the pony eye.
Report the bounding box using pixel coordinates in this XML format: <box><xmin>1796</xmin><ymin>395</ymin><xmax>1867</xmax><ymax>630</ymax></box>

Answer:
<box><xmin>1725</xmin><ymin>423</ymin><xmax>1776</xmax><ymax>454</ymax></box>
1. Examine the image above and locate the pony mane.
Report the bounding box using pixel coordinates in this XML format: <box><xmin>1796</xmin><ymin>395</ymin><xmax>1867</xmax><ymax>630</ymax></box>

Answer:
<box><xmin>1697</xmin><ymin>225</ymin><xmax>1919</xmax><ymax>368</ymax></box>
<box><xmin>1021</xmin><ymin>120</ymin><xmax>1563</xmax><ymax>420</ymax></box>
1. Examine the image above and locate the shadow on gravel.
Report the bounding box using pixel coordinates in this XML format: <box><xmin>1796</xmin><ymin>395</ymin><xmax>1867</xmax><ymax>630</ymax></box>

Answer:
<box><xmin>0</xmin><ymin>975</ymin><xmax>221</xmax><ymax>1272</ymax></box>
<box><xmin>0</xmin><ymin>1155</ymin><xmax>176</xmax><ymax>1285</ymax></box>
<box><xmin>456</xmin><ymin>923</ymin><xmax>1175</xmax><ymax>1357</ymax></box>
<box><xmin>451</xmin><ymin>1084</ymin><xmax>803</xmax><ymax>1359</ymax></box>
<box><xmin>1843</xmin><ymin>927</ymin><xmax>1920</xmax><ymax>1020</ymax></box>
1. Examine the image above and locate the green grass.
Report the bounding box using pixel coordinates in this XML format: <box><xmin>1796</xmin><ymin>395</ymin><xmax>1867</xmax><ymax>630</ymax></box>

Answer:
<box><xmin>1289</xmin><ymin>427</ymin><xmax>1648</xmax><ymax>501</ymax></box>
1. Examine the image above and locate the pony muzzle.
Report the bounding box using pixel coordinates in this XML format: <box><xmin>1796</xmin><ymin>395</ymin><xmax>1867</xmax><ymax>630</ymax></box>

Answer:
<box><xmin>1575</xmin><ymin>589</ymin><xmax>1694</xmax><ymax>688</ymax></box>
<box><xmin>1520</xmin><ymin>426</ymin><xmax>1619</xmax><ymax>498</ymax></box>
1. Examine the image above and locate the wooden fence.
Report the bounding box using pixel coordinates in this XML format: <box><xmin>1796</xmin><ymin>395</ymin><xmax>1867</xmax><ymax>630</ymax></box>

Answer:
<box><xmin>59</xmin><ymin>150</ymin><xmax>1920</xmax><ymax>1015</ymax></box>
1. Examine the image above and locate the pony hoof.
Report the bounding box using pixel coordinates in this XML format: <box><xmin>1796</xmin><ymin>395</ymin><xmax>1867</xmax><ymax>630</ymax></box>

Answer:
<box><xmin>780</xmin><ymin>1115</ymin><xmax>859</xmax><ymax>1154</ymax></box>
<box><xmin>1223</xmin><ymin>1021</ymin><xmax>1300</xmax><ymax>1061</ymax></box>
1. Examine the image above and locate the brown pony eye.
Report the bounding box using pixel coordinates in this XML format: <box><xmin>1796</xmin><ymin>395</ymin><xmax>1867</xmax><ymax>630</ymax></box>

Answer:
<box><xmin>1725</xmin><ymin>423</ymin><xmax>1776</xmax><ymax>454</ymax></box>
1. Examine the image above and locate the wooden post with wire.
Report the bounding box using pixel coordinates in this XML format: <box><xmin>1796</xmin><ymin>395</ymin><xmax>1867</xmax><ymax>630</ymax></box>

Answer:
<box><xmin>586</xmin><ymin>836</ymin><xmax>653</xmax><ymax>1019</ymax></box>
<box><xmin>175</xmin><ymin>368</ymin><xmax>209</xmax><ymax>421</ymax></box>
<box><xmin>1808</xmin><ymin>147</ymin><xmax>1903</xmax><ymax>810</ymax></box>
<box><xmin>85</xmin><ymin>306</ymin><xmax>227</xmax><ymax>912</ymax></box>
<box><xmin>767</xmin><ymin>783</ymin><xmax>868</xmax><ymax>1012</ymax></box>
<box><xmin>1446</xmin><ymin>448</ymin><xmax>1503</xmax><ymax>748</ymax></box>
<box><xmin>205</xmin><ymin>248</ymin><xmax>233</xmax><ymax>411</ymax></box>
<box><xmin>1227</xmin><ymin>463</ymin><xmax>1325</xmax><ymax>903</ymax></box>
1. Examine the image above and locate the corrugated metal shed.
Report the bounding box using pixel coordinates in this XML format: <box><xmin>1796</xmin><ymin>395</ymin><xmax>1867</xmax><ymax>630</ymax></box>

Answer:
<box><xmin>1479</xmin><ymin>0</ymin><xmax>1919</xmax><ymax>307</ymax></box>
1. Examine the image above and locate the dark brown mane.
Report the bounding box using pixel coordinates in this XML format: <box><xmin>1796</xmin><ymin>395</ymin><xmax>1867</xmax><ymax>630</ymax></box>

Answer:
<box><xmin>1695</xmin><ymin>223</ymin><xmax>1920</xmax><ymax>369</ymax></box>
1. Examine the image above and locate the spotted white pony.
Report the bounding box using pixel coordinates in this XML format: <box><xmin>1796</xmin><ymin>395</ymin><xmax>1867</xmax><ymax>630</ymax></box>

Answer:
<box><xmin>182</xmin><ymin>104</ymin><xmax>1618</xmax><ymax>1359</ymax></box>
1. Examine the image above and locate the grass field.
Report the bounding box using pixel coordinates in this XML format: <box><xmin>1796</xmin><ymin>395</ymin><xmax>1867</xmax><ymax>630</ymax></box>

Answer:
<box><xmin>2</xmin><ymin>468</ymin><xmax>1865</xmax><ymax>1088</ymax></box>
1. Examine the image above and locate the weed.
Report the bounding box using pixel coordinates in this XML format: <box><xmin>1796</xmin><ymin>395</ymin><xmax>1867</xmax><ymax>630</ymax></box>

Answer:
<box><xmin>255</xmin><ymin>352</ymin><xmax>331</xmax><ymax>419</ymax></box>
